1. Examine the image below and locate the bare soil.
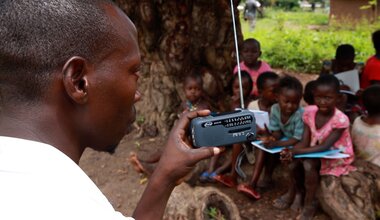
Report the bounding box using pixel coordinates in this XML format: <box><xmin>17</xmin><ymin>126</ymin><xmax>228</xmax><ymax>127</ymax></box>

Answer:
<box><xmin>79</xmin><ymin>72</ymin><xmax>329</xmax><ymax>219</ymax></box>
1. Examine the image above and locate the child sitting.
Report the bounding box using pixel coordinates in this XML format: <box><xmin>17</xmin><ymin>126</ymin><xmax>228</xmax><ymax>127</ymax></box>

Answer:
<box><xmin>352</xmin><ymin>85</ymin><xmax>380</xmax><ymax>167</ymax></box>
<box><xmin>279</xmin><ymin>75</ymin><xmax>356</xmax><ymax>220</ymax></box>
<box><xmin>213</xmin><ymin>72</ymin><xmax>277</xmax><ymax>186</ymax></box>
<box><xmin>180</xmin><ymin>73</ymin><xmax>210</xmax><ymax>112</ymax></box>
<box><xmin>247</xmin><ymin>71</ymin><xmax>279</xmax><ymax>112</ymax></box>
<box><xmin>361</xmin><ymin>30</ymin><xmax>380</xmax><ymax>89</ymax></box>
<box><xmin>337</xmin><ymin>84</ymin><xmax>364</xmax><ymax>123</ymax></box>
<box><xmin>234</xmin><ymin>38</ymin><xmax>272</xmax><ymax>97</ymax></box>
<box><xmin>237</xmin><ymin>75</ymin><xmax>304</xmax><ymax>199</ymax></box>
<box><xmin>303</xmin><ymin>80</ymin><xmax>317</xmax><ymax>106</ymax></box>
<box><xmin>130</xmin><ymin>72</ymin><xmax>210</xmax><ymax>176</ymax></box>
<box><xmin>320</xmin><ymin>44</ymin><xmax>362</xmax><ymax>75</ymax></box>
<box><xmin>201</xmin><ymin>71</ymin><xmax>253</xmax><ymax>182</ymax></box>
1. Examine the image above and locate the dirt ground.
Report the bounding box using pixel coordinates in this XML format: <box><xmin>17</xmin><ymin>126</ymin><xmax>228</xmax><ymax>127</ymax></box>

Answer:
<box><xmin>79</xmin><ymin>72</ymin><xmax>328</xmax><ymax>220</ymax></box>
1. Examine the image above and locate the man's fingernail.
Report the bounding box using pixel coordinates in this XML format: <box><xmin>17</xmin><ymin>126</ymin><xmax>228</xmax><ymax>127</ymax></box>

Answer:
<box><xmin>213</xmin><ymin>147</ymin><xmax>221</xmax><ymax>155</ymax></box>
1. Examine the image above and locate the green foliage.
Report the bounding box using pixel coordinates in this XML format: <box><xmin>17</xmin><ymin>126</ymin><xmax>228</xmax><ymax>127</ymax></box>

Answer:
<box><xmin>206</xmin><ymin>206</ymin><xmax>226</xmax><ymax>220</ymax></box>
<box><xmin>241</xmin><ymin>8</ymin><xmax>380</xmax><ymax>73</ymax></box>
<box><xmin>275</xmin><ymin>0</ymin><xmax>300</xmax><ymax>10</ymax></box>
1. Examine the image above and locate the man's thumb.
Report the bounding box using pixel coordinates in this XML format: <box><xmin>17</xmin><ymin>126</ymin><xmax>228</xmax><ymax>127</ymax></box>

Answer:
<box><xmin>190</xmin><ymin>147</ymin><xmax>223</xmax><ymax>163</ymax></box>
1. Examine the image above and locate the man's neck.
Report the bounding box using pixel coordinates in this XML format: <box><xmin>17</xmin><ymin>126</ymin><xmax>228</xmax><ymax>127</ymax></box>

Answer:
<box><xmin>0</xmin><ymin>104</ymin><xmax>84</xmax><ymax>163</ymax></box>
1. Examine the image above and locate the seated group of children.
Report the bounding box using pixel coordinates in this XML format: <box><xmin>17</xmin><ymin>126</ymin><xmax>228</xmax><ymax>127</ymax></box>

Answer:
<box><xmin>130</xmin><ymin>30</ymin><xmax>380</xmax><ymax>220</ymax></box>
<box><xmin>197</xmin><ymin>30</ymin><xmax>379</xmax><ymax>219</ymax></box>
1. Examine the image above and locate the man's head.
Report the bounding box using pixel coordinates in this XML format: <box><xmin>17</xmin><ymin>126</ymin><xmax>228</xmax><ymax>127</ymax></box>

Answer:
<box><xmin>0</xmin><ymin>0</ymin><xmax>118</xmax><ymax>102</ymax></box>
<box><xmin>0</xmin><ymin>0</ymin><xmax>141</xmax><ymax>156</ymax></box>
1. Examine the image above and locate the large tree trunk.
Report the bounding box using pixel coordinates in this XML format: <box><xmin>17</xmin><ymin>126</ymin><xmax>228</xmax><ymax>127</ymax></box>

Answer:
<box><xmin>317</xmin><ymin>160</ymin><xmax>380</xmax><ymax>220</ymax></box>
<box><xmin>113</xmin><ymin>0</ymin><xmax>242</xmax><ymax>136</ymax></box>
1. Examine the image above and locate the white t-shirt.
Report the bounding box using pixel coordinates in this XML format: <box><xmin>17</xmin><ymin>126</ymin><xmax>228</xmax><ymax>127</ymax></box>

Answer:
<box><xmin>0</xmin><ymin>136</ymin><xmax>134</xmax><ymax>220</ymax></box>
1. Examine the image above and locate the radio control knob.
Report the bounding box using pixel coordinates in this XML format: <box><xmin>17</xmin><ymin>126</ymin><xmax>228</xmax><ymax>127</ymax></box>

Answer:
<box><xmin>246</xmin><ymin>132</ymin><xmax>255</xmax><ymax>141</ymax></box>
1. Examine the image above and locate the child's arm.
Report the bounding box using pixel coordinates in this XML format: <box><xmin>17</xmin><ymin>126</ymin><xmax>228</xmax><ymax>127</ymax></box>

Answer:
<box><xmin>267</xmin><ymin>114</ymin><xmax>305</xmax><ymax>148</ymax></box>
<box><xmin>262</xmin><ymin>131</ymin><xmax>299</xmax><ymax>148</ymax></box>
<box><xmin>268</xmin><ymin>137</ymin><xmax>299</xmax><ymax>148</ymax></box>
<box><xmin>280</xmin><ymin>124</ymin><xmax>310</xmax><ymax>162</ymax></box>
<box><xmin>291</xmin><ymin>128</ymin><xmax>345</xmax><ymax>155</ymax></box>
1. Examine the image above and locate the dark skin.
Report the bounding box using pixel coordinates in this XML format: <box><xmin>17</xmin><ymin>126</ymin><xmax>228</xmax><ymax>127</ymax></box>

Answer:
<box><xmin>212</xmin><ymin>77</ymin><xmax>252</xmax><ymax>186</ymax></box>
<box><xmin>279</xmin><ymin>84</ymin><xmax>344</xmax><ymax>220</ymax></box>
<box><xmin>0</xmin><ymin>4</ymin><xmax>221</xmax><ymax>220</ymax></box>
<box><xmin>241</xmin><ymin>41</ymin><xmax>262</xmax><ymax>70</ymax></box>
<box><xmin>247</xmin><ymin>88</ymin><xmax>301</xmax><ymax>191</ymax></box>
<box><xmin>257</xmin><ymin>78</ymin><xmax>278</xmax><ymax>112</ymax></box>
<box><xmin>263</xmin><ymin>89</ymin><xmax>302</xmax><ymax>149</ymax></box>
<box><xmin>231</xmin><ymin>76</ymin><xmax>252</xmax><ymax>108</ymax></box>
<box><xmin>362</xmin><ymin>113</ymin><xmax>380</xmax><ymax>125</ymax></box>
<box><xmin>180</xmin><ymin>78</ymin><xmax>210</xmax><ymax>111</ymax></box>
<box><xmin>217</xmin><ymin>78</ymin><xmax>279</xmax><ymax>189</ymax></box>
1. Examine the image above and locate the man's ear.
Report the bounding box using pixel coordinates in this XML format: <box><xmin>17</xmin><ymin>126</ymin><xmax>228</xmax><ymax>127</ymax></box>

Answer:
<box><xmin>62</xmin><ymin>57</ymin><xmax>90</xmax><ymax>104</ymax></box>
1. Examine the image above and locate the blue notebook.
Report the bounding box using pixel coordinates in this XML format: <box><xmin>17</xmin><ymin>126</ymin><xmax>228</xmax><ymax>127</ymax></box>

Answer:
<box><xmin>294</xmin><ymin>149</ymin><xmax>340</xmax><ymax>158</ymax></box>
<box><xmin>251</xmin><ymin>139</ymin><xmax>288</xmax><ymax>154</ymax></box>
<box><xmin>251</xmin><ymin>140</ymin><xmax>350</xmax><ymax>159</ymax></box>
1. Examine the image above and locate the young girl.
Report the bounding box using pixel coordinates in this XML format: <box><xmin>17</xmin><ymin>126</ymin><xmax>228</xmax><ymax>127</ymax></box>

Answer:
<box><xmin>130</xmin><ymin>73</ymin><xmax>210</xmax><ymax>175</ymax></box>
<box><xmin>237</xmin><ymin>75</ymin><xmax>304</xmax><ymax>199</ymax></box>
<box><xmin>206</xmin><ymin>71</ymin><xmax>253</xmax><ymax>184</ymax></box>
<box><xmin>213</xmin><ymin>72</ymin><xmax>277</xmax><ymax>186</ymax></box>
<box><xmin>234</xmin><ymin>38</ymin><xmax>272</xmax><ymax>97</ymax></box>
<box><xmin>279</xmin><ymin>74</ymin><xmax>356</xmax><ymax>220</ymax></box>
<box><xmin>352</xmin><ymin>85</ymin><xmax>380</xmax><ymax>167</ymax></box>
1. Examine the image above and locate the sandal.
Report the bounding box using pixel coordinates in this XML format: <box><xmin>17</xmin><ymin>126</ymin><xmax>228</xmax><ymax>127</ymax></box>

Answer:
<box><xmin>199</xmin><ymin>171</ymin><xmax>210</xmax><ymax>182</ymax></box>
<box><xmin>213</xmin><ymin>174</ymin><xmax>236</xmax><ymax>188</ymax></box>
<box><xmin>237</xmin><ymin>184</ymin><xmax>261</xmax><ymax>199</ymax></box>
<box><xmin>208</xmin><ymin>172</ymin><xmax>217</xmax><ymax>182</ymax></box>
<box><xmin>129</xmin><ymin>152</ymin><xmax>147</xmax><ymax>174</ymax></box>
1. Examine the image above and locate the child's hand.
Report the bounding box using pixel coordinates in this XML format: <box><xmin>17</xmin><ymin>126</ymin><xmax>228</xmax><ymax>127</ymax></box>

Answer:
<box><xmin>260</xmin><ymin>135</ymin><xmax>276</xmax><ymax>148</ymax></box>
<box><xmin>280</xmin><ymin>148</ymin><xmax>293</xmax><ymax>163</ymax></box>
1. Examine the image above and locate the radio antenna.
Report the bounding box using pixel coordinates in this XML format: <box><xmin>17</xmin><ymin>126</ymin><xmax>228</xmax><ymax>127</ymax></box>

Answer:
<box><xmin>229</xmin><ymin>0</ymin><xmax>244</xmax><ymax>109</ymax></box>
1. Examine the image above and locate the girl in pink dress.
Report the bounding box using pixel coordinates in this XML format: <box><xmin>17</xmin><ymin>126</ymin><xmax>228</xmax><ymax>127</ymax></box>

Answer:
<box><xmin>279</xmin><ymin>75</ymin><xmax>355</xmax><ymax>220</ymax></box>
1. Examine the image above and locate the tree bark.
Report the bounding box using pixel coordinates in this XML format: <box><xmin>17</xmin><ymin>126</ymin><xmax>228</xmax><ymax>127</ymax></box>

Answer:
<box><xmin>164</xmin><ymin>183</ymin><xmax>241</xmax><ymax>220</ymax></box>
<box><xmin>113</xmin><ymin>0</ymin><xmax>242</xmax><ymax>136</ymax></box>
<box><xmin>317</xmin><ymin>160</ymin><xmax>380</xmax><ymax>220</ymax></box>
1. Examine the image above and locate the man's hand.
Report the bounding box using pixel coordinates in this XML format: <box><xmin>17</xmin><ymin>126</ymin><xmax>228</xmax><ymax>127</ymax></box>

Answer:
<box><xmin>155</xmin><ymin>109</ymin><xmax>222</xmax><ymax>183</ymax></box>
<box><xmin>133</xmin><ymin>109</ymin><xmax>222</xmax><ymax>219</ymax></box>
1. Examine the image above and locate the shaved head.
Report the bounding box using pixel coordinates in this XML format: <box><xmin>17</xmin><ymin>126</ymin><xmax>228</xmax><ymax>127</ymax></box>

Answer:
<box><xmin>0</xmin><ymin>0</ymin><xmax>118</xmax><ymax>103</ymax></box>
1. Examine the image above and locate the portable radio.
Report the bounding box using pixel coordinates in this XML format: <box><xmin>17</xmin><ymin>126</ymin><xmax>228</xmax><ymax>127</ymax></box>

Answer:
<box><xmin>190</xmin><ymin>109</ymin><xmax>256</xmax><ymax>147</ymax></box>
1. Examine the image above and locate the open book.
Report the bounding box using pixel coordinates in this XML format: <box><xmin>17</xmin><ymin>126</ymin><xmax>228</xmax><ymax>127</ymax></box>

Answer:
<box><xmin>335</xmin><ymin>69</ymin><xmax>360</xmax><ymax>93</ymax></box>
<box><xmin>249</xmin><ymin>110</ymin><xmax>269</xmax><ymax>129</ymax></box>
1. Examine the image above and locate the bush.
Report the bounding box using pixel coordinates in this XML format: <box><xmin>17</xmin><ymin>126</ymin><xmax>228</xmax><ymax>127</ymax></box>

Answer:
<box><xmin>241</xmin><ymin>8</ymin><xmax>380</xmax><ymax>73</ymax></box>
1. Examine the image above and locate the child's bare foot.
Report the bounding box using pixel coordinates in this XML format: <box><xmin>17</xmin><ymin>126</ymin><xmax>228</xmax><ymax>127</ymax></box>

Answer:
<box><xmin>272</xmin><ymin>192</ymin><xmax>294</xmax><ymax>210</ymax></box>
<box><xmin>290</xmin><ymin>192</ymin><xmax>303</xmax><ymax>213</ymax></box>
<box><xmin>129</xmin><ymin>152</ymin><xmax>149</xmax><ymax>174</ymax></box>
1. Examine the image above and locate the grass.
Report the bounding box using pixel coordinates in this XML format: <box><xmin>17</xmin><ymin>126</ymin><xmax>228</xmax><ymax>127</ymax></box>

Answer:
<box><xmin>241</xmin><ymin>8</ymin><xmax>380</xmax><ymax>73</ymax></box>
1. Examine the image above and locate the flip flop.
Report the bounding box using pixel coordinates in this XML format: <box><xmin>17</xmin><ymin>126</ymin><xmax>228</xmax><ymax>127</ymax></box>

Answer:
<box><xmin>129</xmin><ymin>152</ymin><xmax>147</xmax><ymax>174</ymax></box>
<box><xmin>213</xmin><ymin>174</ymin><xmax>236</xmax><ymax>188</ymax></box>
<box><xmin>237</xmin><ymin>184</ymin><xmax>261</xmax><ymax>199</ymax></box>
<box><xmin>199</xmin><ymin>171</ymin><xmax>210</xmax><ymax>182</ymax></box>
